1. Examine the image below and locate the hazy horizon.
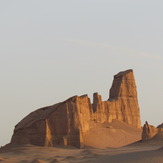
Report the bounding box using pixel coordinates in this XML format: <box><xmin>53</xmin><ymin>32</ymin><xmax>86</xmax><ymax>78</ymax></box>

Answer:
<box><xmin>0</xmin><ymin>0</ymin><xmax>163</xmax><ymax>146</ymax></box>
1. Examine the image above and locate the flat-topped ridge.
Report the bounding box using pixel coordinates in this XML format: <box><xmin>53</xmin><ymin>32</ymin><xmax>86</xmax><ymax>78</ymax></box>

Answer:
<box><xmin>114</xmin><ymin>69</ymin><xmax>133</xmax><ymax>78</ymax></box>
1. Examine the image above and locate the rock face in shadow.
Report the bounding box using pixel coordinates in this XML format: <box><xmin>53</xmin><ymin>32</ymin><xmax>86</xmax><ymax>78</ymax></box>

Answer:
<box><xmin>11</xmin><ymin>69</ymin><xmax>141</xmax><ymax>148</ymax></box>
<box><xmin>157</xmin><ymin>123</ymin><xmax>163</xmax><ymax>129</ymax></box>
<box><xmin>142</xmin><ymin>121</ymin><xmax>163</xmax><ymax>141</ymax></box>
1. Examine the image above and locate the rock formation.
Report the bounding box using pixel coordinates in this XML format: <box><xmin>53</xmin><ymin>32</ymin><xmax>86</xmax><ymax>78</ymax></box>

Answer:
<box><xmin>92</xmin><ymin>69</ymin><xmax>141</xmax><ymax>128</ymax></box>
<box><xmin>142</xmin><ymin>121</ymin><xmax>163</xmax><ymax>141</ymax></box>
<box><xmin>11</xmin><ymin>69</ymin><xmax>141</xmax><ymax>148</ymax></box>
<box><xmin>157</xmin><ymin>123</ymin><xmax>163</xmax><ymax>129</ymax></box>
<box><xmin>11</xmin><ymin>95</ymin><xmax>92</xmax><ymax>148</ymax></box>
<box><xmin>108</xmin><ymin>69</ymin><xmax>141</xmax><ymax>127</ymax></box>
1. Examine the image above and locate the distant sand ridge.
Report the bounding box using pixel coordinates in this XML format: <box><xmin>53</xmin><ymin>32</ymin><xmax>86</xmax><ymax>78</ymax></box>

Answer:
<box><xmin>10</xmin><ymin>69</ymin><xmax>141</xmax><ymax>148</ymax></box>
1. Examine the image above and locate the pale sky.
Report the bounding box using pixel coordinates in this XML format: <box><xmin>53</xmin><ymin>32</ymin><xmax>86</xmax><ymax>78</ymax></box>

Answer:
<box><xmin>0</xmin><ymin>0</ymin><xmax>163</xmax><ymax>146</ymax></box>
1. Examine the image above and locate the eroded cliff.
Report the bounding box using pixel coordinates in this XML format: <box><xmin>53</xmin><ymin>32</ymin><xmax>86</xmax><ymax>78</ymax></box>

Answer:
<box><xmin>11</xmin><ymin>69</ymin><xmax>141</xmax><ymax>148</ymax></box>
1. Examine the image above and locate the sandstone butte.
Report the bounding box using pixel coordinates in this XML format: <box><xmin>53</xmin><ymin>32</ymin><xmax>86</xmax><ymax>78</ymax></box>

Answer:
<box><xmin>10</xmin><ymin>69</ymin><xmax>141</xmax><ymax>148</ymax></box>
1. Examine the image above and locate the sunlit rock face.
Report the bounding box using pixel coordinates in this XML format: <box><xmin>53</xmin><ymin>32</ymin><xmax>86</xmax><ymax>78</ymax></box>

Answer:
<box><xmin>11</xmin><ymin>95</ymin><xmax>92</xmax><ymax>148</ymax></box>
<box><xmin>11</xmin><ymin>69</ymin><xmax>141</xmax><ymax>148</ymax></box>
<box><xmin>108</xmin><ymin>69</ymin><xmax>141</xmax><ymax>128</ymax></box>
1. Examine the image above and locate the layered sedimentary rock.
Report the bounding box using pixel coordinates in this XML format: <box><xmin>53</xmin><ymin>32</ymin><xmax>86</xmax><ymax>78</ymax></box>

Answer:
<box><xmin>92</xmin><ymin>69</ymin><xmax>141</xmax><ymax>128</ymax></box>
<box><xmin>11</xmin><ymin>95</ymin><xmax>92</xmax><ymax>148</ymax></box>
<box><xmin>11</xmin><ymin>69</ymin><xmax>141</xmax><ymax>148</ymax></box>
<box><xmin>142</xmin><ymin>121</ymin><xmax>163</xmax><ymax>141</ymax></box>
<box><xmin>108</xmin><ymin>70</ymin><xmax>141</xmax><ymax>128</ymax></box>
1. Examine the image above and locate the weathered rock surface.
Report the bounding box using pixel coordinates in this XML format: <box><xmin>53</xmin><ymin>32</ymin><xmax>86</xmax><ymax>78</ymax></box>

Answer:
<box><xmin>11</xmin><ymin>95</ymin><xmax>92</xmax><ymax>148</ymax></box>
<box><xmin>142</xmin><ymin>121</ymin><xmax>163</xmax><ymax>142</ymax></box>
<box><xmin>11</xmin><ymin>69</ymin><xmax>141</xmax><ymax>148</ymax></box>
<box><xmin>108</xmin><ymin>69</ymin><xmax>141</xmax><ymax>127</ymax></box>
<box><xmin>92</xmin><ymin>69</ymin><xmax>141</xmax><ymax>128</ymax></box>
<box><xmin>157</xmin><ymin>123</ymin><xmax>163</xmax><ymax>129</ymax></box>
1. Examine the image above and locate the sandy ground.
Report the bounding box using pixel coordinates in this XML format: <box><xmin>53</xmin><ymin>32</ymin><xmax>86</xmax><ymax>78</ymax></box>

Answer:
<box><xmin>0</xmin><ymin>143</ymin><xmax>162</xmax><ymax>163</ymax></box>
<box><xmin>83</xmin><ymin>120</ymin><xmax>142</xmax><ymax>148</ymax></box>
<box><xmin>0</xmin><ymin>120</ymin><xmax>162</xmax><ymax>163</ymax></box>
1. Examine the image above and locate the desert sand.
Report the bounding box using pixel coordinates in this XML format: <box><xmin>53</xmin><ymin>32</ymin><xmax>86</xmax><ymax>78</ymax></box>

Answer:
<box><xmin>83</xmin><ymin>119</ymin><xmax>142</xmax><ymax>148</ymax></box>
<box><xmin>0</xmin><ymin>120</ymin><xmax>163</xmax><ymax>163</ymax></box>
<box><xmin>0</xmin><ymin>142</ymin><xmax>162</xmax><ymax>163</ymax></box>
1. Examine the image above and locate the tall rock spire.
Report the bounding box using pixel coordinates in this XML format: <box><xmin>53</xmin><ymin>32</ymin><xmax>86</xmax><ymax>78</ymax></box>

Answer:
<box><xmin>108</xmin><ymin>69</ymin><xmax>141</xmax><ymax>128</ymax></box>
<box><xmin>109</xmin><ymin>69</ymin><xmax>137</xmax><ymax>100</ymax></box>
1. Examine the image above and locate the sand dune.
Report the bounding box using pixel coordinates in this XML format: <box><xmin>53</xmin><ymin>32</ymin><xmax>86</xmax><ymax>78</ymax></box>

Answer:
<box><xmin>94</xmin><ymin>148</ymin><xmax>163</xmax><ymax>163</ymax></box>
<box><xmin>83</xmin><ymin>119</ymin><xmax>142</xmax><ymax>148</ymax></box>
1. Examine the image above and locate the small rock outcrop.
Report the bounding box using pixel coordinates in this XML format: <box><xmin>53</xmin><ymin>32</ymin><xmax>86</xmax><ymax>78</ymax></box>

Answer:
<box><xmin>142</xmin><ymin>121</ymin><xmax>163</xmax><ymax>141</ymax></box>
<box><xmin>142</xmin><ymin>121</ymin><xmax>159</xmax><ymax>141</ymax></box>
<box><xmin>11</xmin><ymin>69</ymin><xmax>141</xmax><ymax>148</ymax></box>
<box><xmin>157</xmin><ymin>123</ymin><xmax>163</xmax><ymax>129</ymax></box>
